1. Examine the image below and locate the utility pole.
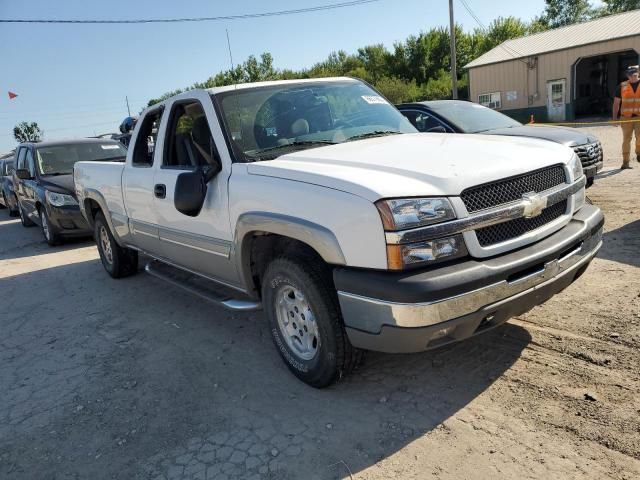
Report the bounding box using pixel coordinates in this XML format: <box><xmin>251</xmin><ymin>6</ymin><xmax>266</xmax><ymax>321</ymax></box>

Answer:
<box><xmin>448</xmin><ymin>0</ymin><xmax>458</xmax><ymax>99</ymax></box>
<box><xmin>125</xmin><ymin>96</ymin><xmax>131</xmax><ymax>117</ymax></box>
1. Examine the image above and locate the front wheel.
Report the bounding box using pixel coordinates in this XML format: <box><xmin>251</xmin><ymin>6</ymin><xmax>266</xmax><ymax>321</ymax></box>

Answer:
<box><xmin>94</xmin><ymin>212</ymin><xmax>138</xmax><ymax>278</ymax></box>
<box><xmin>261</xmin><ymin>256</ymin><xmax>363</xmax><ymax>388</ymax></box>
<box><xmin>40</xmin><ymin>208</ymin><xmax>62</xmax><ymax>246</ymax></box>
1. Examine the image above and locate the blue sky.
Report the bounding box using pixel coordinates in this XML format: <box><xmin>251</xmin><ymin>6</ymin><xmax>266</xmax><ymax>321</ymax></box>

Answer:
<box><xmin>0</xmin><ymin>0</ymin><xmax>581</xmax><ymax>151</ymax></box>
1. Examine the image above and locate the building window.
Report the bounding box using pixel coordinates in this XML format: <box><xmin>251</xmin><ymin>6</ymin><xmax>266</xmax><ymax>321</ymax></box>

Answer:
<box><xmin>478</xmin><ymin>92</ymin><xmax>501</xmax><ymax>109</ymax></box>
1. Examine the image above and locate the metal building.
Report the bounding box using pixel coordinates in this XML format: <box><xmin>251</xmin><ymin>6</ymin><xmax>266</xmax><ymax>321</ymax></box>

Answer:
<box><xmin>465</xmin><ymin>10</ymin><xmax>640</xmax><ymax>122</ymax></box>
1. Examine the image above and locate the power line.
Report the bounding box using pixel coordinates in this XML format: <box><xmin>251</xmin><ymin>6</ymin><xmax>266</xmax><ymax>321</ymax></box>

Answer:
<box><xmin>0</xmin><ymin>0</ymin><xmax>380</xmax><ymax>24</ymax></box>
<box><xmin>458</xmin><ymin>0</ymin><xmax>530</xmax><ymax>64</ymax></box>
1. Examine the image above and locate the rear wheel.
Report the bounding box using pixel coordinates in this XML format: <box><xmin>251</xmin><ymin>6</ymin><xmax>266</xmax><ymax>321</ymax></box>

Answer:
<box><xmin>261</xmin><ymin>256</ymin><xmax>363</xmax><ymax>388</ymax></box>
<box><xmin>19</xmin><ymin>202</ymin><xmax>35</xmax><ymax>227</ymax></box>
<box><xmin>39</xmin><ymin>207</ymin><xmax>62</xmax><ymax>246</ymax></box>
<box><xmin>94</xmin><ymin>212</ymin><xmax>138</xmax><ymax>278</ymax></box>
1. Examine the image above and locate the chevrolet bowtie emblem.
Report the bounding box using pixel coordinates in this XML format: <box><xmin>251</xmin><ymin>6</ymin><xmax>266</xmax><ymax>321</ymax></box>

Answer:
<box><xmin>522</xmin><ymin>192</ymin><xmax>547</xmax><ymax>218</ymax></box>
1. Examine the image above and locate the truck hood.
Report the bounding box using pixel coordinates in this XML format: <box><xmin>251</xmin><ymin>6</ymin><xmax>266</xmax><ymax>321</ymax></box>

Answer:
<box><xmin>246</xmin><ymin>133</ymin><xmax>574</xmax><ymax>201</ymax></box>
<box><xmin>483</xmin><ymin>125</ymin><xmax>598</xmax><ymax>146</ymax></box>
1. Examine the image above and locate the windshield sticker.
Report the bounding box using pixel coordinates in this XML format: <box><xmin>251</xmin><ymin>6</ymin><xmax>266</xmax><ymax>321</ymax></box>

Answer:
<box><xmin>100</xmin><ymin>144</ymin><xmax>121</xmax><ymax>149</ymax></box>
<box><xmin>361</xmin><ymin>95</ymin><xmax>388</xmax><ymax>105</ymax></box>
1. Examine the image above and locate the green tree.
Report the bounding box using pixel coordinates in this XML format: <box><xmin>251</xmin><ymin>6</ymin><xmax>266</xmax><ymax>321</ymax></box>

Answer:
<box><xmin>481</xmin><ymin>17</ymin><xmax>530</xmax><ymax>52</ymax></box>
<box><xmin>373</xmin><ymin>76</ymin><xmax>422</xmax><ymax>104</ymax></box>
<box><xmin>13</xmin><ymin>121</ymin><xmax>43</xmax><ymax>143</ymax></box>
<box><xmin>542</xmin><ymin>0</ymin><xmax>592</xmax><ymax>28</ymax></box>
<box><xmin>602</xmin><ymin>0</ymin><xmax>640</xmax><ymax>12</ymax></box>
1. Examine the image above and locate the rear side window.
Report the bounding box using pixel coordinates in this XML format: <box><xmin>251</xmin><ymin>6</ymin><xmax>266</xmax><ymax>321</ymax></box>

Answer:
<box><xmin>402</xmin><ymin>111</ymin><xmax>447</xmax><ymax>132</ymax></box>
<box><xmin>163</xmin><ymin>101</ymin><xmax>214</xmax><ymax>168</ymax></box>
<box><xmin>6</xmin><ymin>160</ymin><xmax>15</xmax><ymax>175</ymax></box>
<box><xmin>16</xmin><ymin>148</ymin><xmax>27</xmax><ymax>170</ymax></box>
<box><xmin>25</xmin><ymin>149</ymin><xmax>36</xmax><ymax>177</ymax></box>
<box><xmin>132</xmin><ymin>109</ymin><xmax>163</xmax><ymax>167</ymax></box>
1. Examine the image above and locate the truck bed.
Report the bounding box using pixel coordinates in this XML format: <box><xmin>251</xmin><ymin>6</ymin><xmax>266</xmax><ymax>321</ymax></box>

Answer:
<box><xmin>74</xmin><ymin>160</ymin><xmax>127</xmax><ymax>222</ymax></box>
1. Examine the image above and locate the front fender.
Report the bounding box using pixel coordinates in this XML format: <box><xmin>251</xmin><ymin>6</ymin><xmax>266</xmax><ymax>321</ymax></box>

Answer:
<box><xmin>234</xmin><ymin>211</ymin><xmax>347</xmax><ymax>293</ymax></box>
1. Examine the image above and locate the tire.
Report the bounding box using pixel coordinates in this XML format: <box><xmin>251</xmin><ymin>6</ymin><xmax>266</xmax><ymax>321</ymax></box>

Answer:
<box><xmin>94</xmin><ymin>212</ymin><xmax>138</xmax><ymax>278</ymax></box>
<box><xmin>586</xmin><ymin>177</ymin><xmax>594</xmax><ymax>188</ymax></box>
<box><xmin>261</xmin><ymin>256</ymin><xmax>363</xmax><ymax>388</ymax></box>
<box><xmin>9</xmin><ymin>195</ymin><xmax>19</xmax><ymax>217</ymax></box>
<box><xmin>39</xmin><ymin>207</ymin><xmax>62</xmax><ymax>246</ymax></box>
<box><xmin>19</xmin><ymin>202</ymin><xmax>35</xmax><ymax>227</ymax></box>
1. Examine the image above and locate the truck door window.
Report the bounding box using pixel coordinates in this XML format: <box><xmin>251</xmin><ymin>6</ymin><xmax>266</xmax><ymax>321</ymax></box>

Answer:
<box><xmin>132</xmin><ymin>109</ymin><xmax>163</xmax><ymax>167</ymax></box>
<box><xmin>163</xmin><ymin>101</ymin><xmax>213</xmax><ymax>168</ymax></box>
<box><xmin>25</xmin><ymin>149</ymin><xmax>36</xmax><ymax>177</ymax></box>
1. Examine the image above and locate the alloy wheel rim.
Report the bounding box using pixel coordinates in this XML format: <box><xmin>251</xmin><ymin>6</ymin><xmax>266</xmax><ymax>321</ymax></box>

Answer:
<box><xmin>99</xmin><ymin>226</ymin><xmax>113</xmax><ymax>265</ymax></box>
<box><xmin>275</xmin><ymin>285</ymin><xmax>320</xmax><ymax>361</ymax></box>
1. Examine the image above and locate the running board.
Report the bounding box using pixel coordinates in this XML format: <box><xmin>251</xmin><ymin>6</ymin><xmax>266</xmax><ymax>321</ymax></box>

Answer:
<box><xmin>144</xmin><ymin>260</ymin><xmax>261</xmax><ymax>312</ymax></box>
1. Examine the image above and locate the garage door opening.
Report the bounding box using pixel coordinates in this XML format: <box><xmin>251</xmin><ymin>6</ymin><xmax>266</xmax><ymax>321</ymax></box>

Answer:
<box><xmin>573</xmin><ymin>49</ymin><xmax>639</xmax><ymax>119</ymax></box>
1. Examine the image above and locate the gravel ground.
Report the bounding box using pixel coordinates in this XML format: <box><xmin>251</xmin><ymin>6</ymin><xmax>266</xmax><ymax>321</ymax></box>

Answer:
<box><xmin>1</xmin><ymin>124</ymin><xmax>639</xmax><ymax>479</ymax></box>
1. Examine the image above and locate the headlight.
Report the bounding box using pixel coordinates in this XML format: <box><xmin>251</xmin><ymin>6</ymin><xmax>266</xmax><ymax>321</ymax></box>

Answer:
<box><xmin>569</xmin><ymin>154</ymin><xmax>583</xmax><ymax>181</ymax></box>
<box><xmin>45</xmin><ymin>190</ymin><xmax>78</xmax><ymax>207</ymax></box>
<box><xmin>386</xmin><ymin>234</ymin><xmax>468</xmax><ymax>270</ymax></box>
<box><xmin>376</xmin><ymin>197</ymin><xmax>456</xmax><ymax>230</ymax></box>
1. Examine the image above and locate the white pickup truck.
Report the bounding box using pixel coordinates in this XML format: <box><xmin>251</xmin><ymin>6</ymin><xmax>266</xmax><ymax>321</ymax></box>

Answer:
<box><xmin>75</xmin><ymin>77</ymin><xmax>603</xmax><ymax>387</ymax></box>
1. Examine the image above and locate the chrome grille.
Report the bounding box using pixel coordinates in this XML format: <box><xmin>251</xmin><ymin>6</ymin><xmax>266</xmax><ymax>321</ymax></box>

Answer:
<box><xmin>573</xmin><ymin>141</ymin><xmax>603</xmax><ymax>168</ymax></box>
<box><xmin>461</xmin><ymin>165</ymin><xmax>566</xmax><ymax>213</ymax></box>
<box><xmin>476</xmin><ymin>200</ymin><xmax>568</xmax><ymax>247</ymax></box>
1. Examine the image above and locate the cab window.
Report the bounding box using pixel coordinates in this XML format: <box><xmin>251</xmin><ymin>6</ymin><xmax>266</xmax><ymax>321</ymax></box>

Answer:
<box><xmin>132</xmin><ymin>109</ymin><xmax>163</xmax><ymax>167</ymax></box>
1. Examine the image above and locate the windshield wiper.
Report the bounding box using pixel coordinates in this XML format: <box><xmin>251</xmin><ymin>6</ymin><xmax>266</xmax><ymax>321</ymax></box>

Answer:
<box><xmin>249</xmin><ymin>140</ymin><xmax>336</xmax><ymax>160</ymax></box>
<box><xmin>345</xmin><ymin>130</ymin><xmax>401</xmax><ymax>142</ymax></box>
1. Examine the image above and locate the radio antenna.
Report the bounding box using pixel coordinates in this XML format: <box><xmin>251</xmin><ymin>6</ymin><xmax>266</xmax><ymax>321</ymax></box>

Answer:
<box><xmin>225</xmin><ymin>28</ymin><xmax>244</xmax><ymax>154</ymax></box>
<box><xmin>226</xmin><ymin>29</ymin><xmax>236</xmax><ymax>80</ymax></box>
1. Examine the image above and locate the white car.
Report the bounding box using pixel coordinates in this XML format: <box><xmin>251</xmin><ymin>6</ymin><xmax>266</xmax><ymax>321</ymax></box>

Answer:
<box><xmin>74</xmin><ymin>77</ymin><xmax>603</xmax><ymax>387</ymax></box>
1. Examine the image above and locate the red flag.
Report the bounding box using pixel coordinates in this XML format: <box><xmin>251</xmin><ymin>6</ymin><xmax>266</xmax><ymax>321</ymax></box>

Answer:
<box><xmin>8</xmin><ymin>91</ymin><xmax>18</xmax><ymax>100</ymax></box>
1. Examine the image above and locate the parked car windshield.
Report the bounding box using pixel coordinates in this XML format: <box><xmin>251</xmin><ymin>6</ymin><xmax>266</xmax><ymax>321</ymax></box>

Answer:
<box><xmin>36</xmin><ymin>142</ymin><xmax>127</xmax><ymax>175</ymax></box>
<box><xmin>215</xmin><ymin>80</ymin><xmax>417</xmax><ymax>161</ymax></box>
<box><xmin>428</xmin><ymin>102</ymin><xmax>522</xmax><ymax>133</ymax></box>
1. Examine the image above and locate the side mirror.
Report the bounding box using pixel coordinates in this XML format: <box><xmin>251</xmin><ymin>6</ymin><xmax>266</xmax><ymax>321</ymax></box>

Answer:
<box><xmin>427</xmin><ymin>126</ymin><xmax>447</xmax><ymax>133</ymax></box>
<box><xmin>174</xmin><ymin>169</ymin><xmax>207</xmax><ymax>217</ymax></box>
<box><xmin>16</xmin><ymin>168</ymin><xmax>32</xmax><ymax>180</ymax></box>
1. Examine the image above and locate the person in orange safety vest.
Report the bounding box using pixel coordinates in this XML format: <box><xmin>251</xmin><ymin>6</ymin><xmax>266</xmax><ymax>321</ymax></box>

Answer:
<box><xmin>613</xmin><ymin>65</ymin><xmax>640</xmax><ymax>169</ymax></box>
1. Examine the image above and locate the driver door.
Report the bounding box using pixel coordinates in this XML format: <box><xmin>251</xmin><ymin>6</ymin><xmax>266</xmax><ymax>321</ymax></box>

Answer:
<box><xmin>152</xmin><ymin>95</ymin><xmax>238</xmax><ymax>286</ymax></box>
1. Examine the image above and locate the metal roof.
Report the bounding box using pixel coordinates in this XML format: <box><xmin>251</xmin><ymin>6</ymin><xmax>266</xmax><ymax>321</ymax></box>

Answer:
<box><xmin>466</xmin><ymin>9</ymin><xmax>640</xmax><ymax>69</ymax></box>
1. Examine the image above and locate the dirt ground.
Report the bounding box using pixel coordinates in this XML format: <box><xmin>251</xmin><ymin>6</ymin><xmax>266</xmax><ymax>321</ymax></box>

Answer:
<box><xmin>1</xmin><ymin>124</ymin><xmax>639</xmax><ymax>480</ymax></box>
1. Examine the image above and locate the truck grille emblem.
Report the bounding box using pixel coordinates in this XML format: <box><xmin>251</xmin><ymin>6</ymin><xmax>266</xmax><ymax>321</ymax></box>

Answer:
<box><xmin>522</xmin><ymin>192</ymin><xmax>548</xmax><ymax>218</ymax></box>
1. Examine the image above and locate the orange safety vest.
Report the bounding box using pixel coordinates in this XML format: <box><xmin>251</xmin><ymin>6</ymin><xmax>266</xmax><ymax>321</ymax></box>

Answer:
<box><xmin>620</xmin><ymin>81</ymin><xmax>640</xmax><ymax>117</ymax></box>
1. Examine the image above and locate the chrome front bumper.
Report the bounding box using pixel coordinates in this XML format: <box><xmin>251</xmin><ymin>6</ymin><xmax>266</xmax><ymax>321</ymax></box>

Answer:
<box><xmin>336</xmin><ymin>204</ymin><xmax>603</xmax><ymax>353</ymax></box>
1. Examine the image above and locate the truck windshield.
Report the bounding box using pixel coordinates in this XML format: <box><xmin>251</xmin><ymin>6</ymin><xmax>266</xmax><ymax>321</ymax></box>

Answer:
<box><xmin>215</xmin><ymin>80</ymin><xmax>417</xmax><ymax>161</ymax></box>
<box><xmin>36</xmin><ymin>142</ymin><xmax>128</xmax><ymax>176</ymax></box>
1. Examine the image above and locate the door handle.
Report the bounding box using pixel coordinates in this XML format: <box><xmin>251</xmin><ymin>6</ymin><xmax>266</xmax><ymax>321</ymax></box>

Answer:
<box><xmin>154</xmin><ymin>184</ymin><xmax>166</xmax><ymax>199</ymax></box>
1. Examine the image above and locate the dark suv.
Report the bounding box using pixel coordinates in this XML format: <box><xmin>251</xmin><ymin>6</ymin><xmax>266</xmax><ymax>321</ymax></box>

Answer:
<box><xmin>0</xmin><ymin>153</ymin><xmax>19</xmax><ymax>216</ymax></box>
<box><xmin>13</xmin><ymin>139</ymin><xmax>127</xmax><ymax>245</ymax></box>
